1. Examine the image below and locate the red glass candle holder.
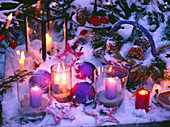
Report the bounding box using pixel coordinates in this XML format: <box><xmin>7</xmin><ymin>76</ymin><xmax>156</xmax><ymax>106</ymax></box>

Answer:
<box><xmin>135</xmin><ymin>89</ymin><xmax>150</xmax><ymax>112</ymax></box>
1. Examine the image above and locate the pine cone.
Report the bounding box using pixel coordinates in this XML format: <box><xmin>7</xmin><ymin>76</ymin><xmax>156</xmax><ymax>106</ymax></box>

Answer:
<box><xmin>76</xmin><ymin>8</ymin><xmax>89</xmax><ymax>26</ymax></box>
<box><xmin>127</xmin><ymin>46</ymin><xmax>145</xmax><ymax>60</ymax></box>
<box><xmin>134</xmin><ymin>37</ymin><xmax>150</xmax><ymax>52</ymax></box>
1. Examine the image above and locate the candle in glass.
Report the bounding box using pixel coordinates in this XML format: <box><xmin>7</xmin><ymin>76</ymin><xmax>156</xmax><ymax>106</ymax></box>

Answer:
<box><xmin>135</xmin><ymin>89</ymin><xmax>150</xmax><ymax>112</ymax></box>
<box><xmin>30</xmin><ymin>86</ymin><xmax>42</xmax><ymax>108</ymax></box>
<box><xmin>46</xmin><ymin>33</ymin><xmax>52</xmax><ymax>52</ymax></box>
<box><xmin>105</xmin><ymin>77</ymin><xmax>117</xmax><ymax>99</ymax></box>
<box><xmin>61</xmin><ymin>72</ymin><xmax>67</xmax><ymax>93</ymax></box>
<box><xmin>5</xmin><ymin>13</ymin><xmax>12</xmax><ymax>29</ymax></box>
<box><xmin>19</xmin><ymin>51</ymin><xmax>25</xmax><ymax>71</ymax></box>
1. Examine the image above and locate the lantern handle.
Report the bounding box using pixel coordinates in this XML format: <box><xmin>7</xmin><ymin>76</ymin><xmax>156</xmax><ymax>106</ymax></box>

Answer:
<box><xmin>110</xmin><ymin>20</ymin><xmax>157</xmax><ymax>57</ymax></box>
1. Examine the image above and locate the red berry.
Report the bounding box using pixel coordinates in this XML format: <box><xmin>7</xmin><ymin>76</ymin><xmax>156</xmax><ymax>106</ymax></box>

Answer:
<box><xmin>10</xmin><ymin>40</ymin><xmax>18</xmax><ymax>50</ymax></box>
<box><xmin>100</xmin><ymin>16</ymin><xmax>109</xmax><ymax>24</ymax></box>
<box><xmin>88</xmin><ymin>15</ymin><xmax>100</xmax><ymax>26</ymax></box>
<box><xmin>0</xmin><ymin>34</ymin><xmax>4</xmax><ymax>42</ymax></box>
<box><xmin>79</xmin><ymin>30</ymin><xmax>87</xmax><ymax>36</ymax></box>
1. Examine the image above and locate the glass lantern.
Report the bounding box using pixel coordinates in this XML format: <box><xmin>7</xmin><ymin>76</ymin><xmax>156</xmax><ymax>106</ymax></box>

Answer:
<box><xmin>94</xmin><ymin>65</ymin><xmax>129</xmax><ymax>107</ymax></box>
<box><xmin>17</xmin><ymin>74</ymin><xmax>51</xmax><ymax>115</ymax></box>
<box><xmin>9</xmin><ymin>50</ymin><xmax>33</xmax><ymax>75</ymax></box>
<box><xmin>24</xmin><ymin>0</ymin><xmax>68</xmax><ymax>61</ymax></box>
<box><xmin>51</xmin><ymin>63</ymin><xmax>72</xmax><ymax>103</ymax></box>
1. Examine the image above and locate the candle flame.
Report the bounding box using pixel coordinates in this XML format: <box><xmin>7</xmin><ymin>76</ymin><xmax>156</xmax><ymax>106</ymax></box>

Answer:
<box><xmin>52</xmin><ymin>2</ymin><xmax>57</xmax><ymax>6</ymax></box>
<box><xmin>62</xmin><ymin>73</ymin><xmax>66</xmax><ymax>81</ymax></box>
<box><xmin>108</xmin><ymin>67</ymin><xmax>112</xmax><ymax>72</ymax></box>
<box><xmin>62</xmin><ymin>64</ymin><xmax>65</xmax><ymax>71</ymax></box>
<box><xmin>8</xmin><ymin>13</ymin><xmax>13</xmax><ymax>21</ymax></box>
<box><xmin>106</xmin><ymin>1</ymin><xmax>111</xmax><ymax>5</ymax></box>
<box><xmin>32</xmin><ymin>86</ymin><xmax>40</xmax><ymax>91</ymax></box>
<box><xmin>16</xmin><ymin>50</ymin><xmax>20</xmax><ymax>55</ymax></box>
<box><xmin>107</xmin><ymin>77</ymin><xmax>117</xmax><ymax>83</ymax></box>
<box><xmin>27</xmin><ymin>27</ymin><xmax>30</xmax><ymax>31</ymax></box>
<box><xmin>21</xmin><ymin>51</ymin><xmax>25</xmax><ymax>61</ymax></box>
<box><xmin>40</xmin><ymin>10</ymin><xmax>43</xmax><ymax>14</ymax></box>
<box><xmin>139</xmin><ymin>90</ymin><xmax>148</xmax><ymax>95</ymax></box>
<box><xmin>54</xmin><ymin>75</ymin><xmax>60</xmax><ymax>83</ymax></box>
<box><xmin>46</xmin><ymin>33</ymin><xmax>50</xmax><ymax>38</ymax></box>
<box><xmin>57</xmin><ymin>63</ymin><xmax>60</xmax><ymax>71</ymax></box>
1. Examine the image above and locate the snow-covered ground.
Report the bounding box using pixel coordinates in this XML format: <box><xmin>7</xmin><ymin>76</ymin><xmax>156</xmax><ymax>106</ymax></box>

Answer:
<box><xmin>1</xmin><ymin>0</ymin><xmax>170</xmax><ymax>126</ymax></box>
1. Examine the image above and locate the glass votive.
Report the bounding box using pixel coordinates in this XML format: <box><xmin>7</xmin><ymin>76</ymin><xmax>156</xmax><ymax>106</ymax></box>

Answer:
<box><xmin>94</xmin><ymin>65</ymin><xmax>129</xmax><ymax>107</ymax></box>
<box><xmin>51</xmin><ymin>63</ymin><xmax>72</xmax><ymax>103</ymax></box>
<box><xmin>135</xmin><ymin>89</ymin><xmax>150</xmax><ymax>112</ymax></box>
<box><xmin>18</xmin><ymin>75</ymin><xmax>50</xmax><ymax>115</ymax></box>
<box><xmin>9</xmin><ymin>50</ymin><xmax>33</xmax><ymax>75</ymax></box>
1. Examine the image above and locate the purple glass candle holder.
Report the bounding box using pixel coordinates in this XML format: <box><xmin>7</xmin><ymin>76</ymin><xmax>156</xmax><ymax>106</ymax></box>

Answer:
<box><xmin>94</xmin><ymin>65</ymin><xmax>129</xmax><ymax>107</ymax></box>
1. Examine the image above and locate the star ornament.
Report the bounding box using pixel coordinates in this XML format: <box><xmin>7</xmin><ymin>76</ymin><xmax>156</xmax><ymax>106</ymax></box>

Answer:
<box><xmin>40</xmin><ymin>102</ymin><xmax>75</xmax><ymax>124</ymax></box>
<box><xmin>55</xmin><ymin>43</ymin><xmax>84</xmax><ymax>66</ymax></box>
<box><xmin>85</xmin><ymin>102</ymin><xmax>119</xmax><ymax>126</ymax></box>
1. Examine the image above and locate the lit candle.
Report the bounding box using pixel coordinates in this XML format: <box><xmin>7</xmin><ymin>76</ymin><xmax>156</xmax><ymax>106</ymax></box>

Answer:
<box><xmin>5</xmin><ymin>13</ymin><xmax>12</xmax><ymax>29</ymax></box>
<box><xmin>61</xmin><ymin>73</ymin><xmax>67</xmax><ymax>93</ymax></box>
<box><xmin>135</xmin><ymin>89</ymin><xmax>150</xmax><ymax>112</ymax></box>
<box><xmin>46</xmin><ymin>33</ymin><xmax>52</xmax><ymax>52</ymax></box>
<box><xmin>30</xmin><ymin>86</ymin><xmax>42</xmax><ymax>108</ymax></box>
<box><xmin>105</xmin><ymin>77</ymin><xmax>117</xmax><ymax>99</ymax></box>
<box><xmin>19</xmin><ymin>51</ymin><xmax>25</xmax><ymax>71</ymax></box>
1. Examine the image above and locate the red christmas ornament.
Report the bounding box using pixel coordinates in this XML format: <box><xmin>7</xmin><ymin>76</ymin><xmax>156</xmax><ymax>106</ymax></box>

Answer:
<box><xmin>88</xmin><ymin>15</ymin><xmax>100</xmax><ymax>26</ymax></box>
<box><xmin>79</xmin><ymin>30</ymin><xmax>87</xmax><ymax>36</ymax></box>
<box><xmin>85</xmin><ymin>102</ymin><xmax>119</xmax><ymax>126</ymax></box>
<box><xmin>55</xmin><ymin>43</ymin><xmax>84</xmax><ymax>66</ymax></box>
<box><xmin>9</xmin><ymin>40</ymin><xmax>18</xmax><ymax>50</ymax></box>
<box><xmin>0</xmin><ymin>33</ymin><xmax>4</xmax><ymax>42</ymax></box>
<box><xmin>100</xmin><ymin>16</ymin><xmax>109</xmax><ymax>24</ymax></box>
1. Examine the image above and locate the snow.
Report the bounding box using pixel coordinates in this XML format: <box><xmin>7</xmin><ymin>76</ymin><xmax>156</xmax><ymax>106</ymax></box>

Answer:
<box><xmin>1</xmin><ymin>0</ymin><xmax>170</xmax><ymax>126</ymax></box>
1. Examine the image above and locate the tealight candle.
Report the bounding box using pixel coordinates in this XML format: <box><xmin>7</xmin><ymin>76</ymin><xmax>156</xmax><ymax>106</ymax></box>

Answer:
<box><xmin>5</xmin><ymin>13</ymin><xmax>12</xmax><ymax>29</ymax></box>
<box><xmin>19</xmin><ymin>51</ymin><xmax>25</xmax><ymax>71</ymax></box>
<box><xmin>30</xmin><ymin>86</ymin><xmax>42</xmax><ymax>108</ymax></box>
<box><xmin>105</xmin><ymin>77</ymin><xmax>117</xmax><ymax>99</ymax></box>
<box><xmin>135</xmin><ymin>89</ymin><xmax>150</xmax><ymax>112</ymax></box>
<box><xmin>46</xmin><ymin>33</ymin><xmax>52</xmax><ymax>52</ymax></box>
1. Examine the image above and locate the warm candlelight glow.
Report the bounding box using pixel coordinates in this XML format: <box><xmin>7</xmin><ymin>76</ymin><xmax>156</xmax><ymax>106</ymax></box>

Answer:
<box><xmin>5</xmin><ymin>13</ymin><xmax>13</xmax><ymax>29</ymax></box>
<box><xmin>62</xmin><ymin>72</ymin><xmax>66</xmax><ymax>80</ymax></box>
<box><xmin>106</xmin><ymin>1</ymin><xmax>111</xmax><ymax>5</ymax></box>
<box><xmin>139</xmin><ymin>89</ymin><xmax>149</xmax><ymax>95</ymax></box>
<box><xmin>46</xmin><ymin>33</ymin><xmax>52</xmax><ymax>52</ymax></box>
<box><xmin>19</xmin><ymin>51</ymin><xmax>25</xmax><ymax>71</ymax></box>
<box><xmin>57</xmin><ymin>63</ymin><xmax>60</xmax><ymax>71</ymax></box>
<box><xmin>40</xmin><ymin>10</ymin><xmax>43</xmax><ymax>14</ymax></box>
<box><xmin>62</xmin><ymin>63</ymin><xmax>65</xmax><ymax>71</ymax></box>
<box><xmin>108</xmin><ymin>77</ymin><xmax>116</xmax><ymax>82</ymax></box>
<box><xmin>52</xmin><ymin>2</ymin><xmax>57</xmax><ymax>6</ymax></box>
<box><xmin>32</xmin><ymin>86</ymin><xmax>40</xmax><ymax>91</ymax></box>
<box><xmin>54</xmin><ymin>75</ymin><xmax>60</xmax><ymax>84</ymax></box>
<box><xmin>61</xmin><ymin>72</ymin><xmax>67</xmax><ymax>93</ymax></box>
<box><xmin>20</xmin><ymin>51</ymin><xmax>25</xmax><ymax>61</ymax></box>
<box><xmin>16</xmin><ymin>50</ymin><xmax>20</xmax><ymax>55</ymax></box>
<box><xmin>108</xmin><ymin>66</ymin><xmax>112</xmax><ymax>72</ymax></box>
<box><xmin>8</xmin><ymin>13</ymin><xmax>13</xmax><ymax>21</ymax></box>
<box><xmin>27</xmin><ymin>27</ymin><xmax>30</xmax><ymax>31</ymax></box>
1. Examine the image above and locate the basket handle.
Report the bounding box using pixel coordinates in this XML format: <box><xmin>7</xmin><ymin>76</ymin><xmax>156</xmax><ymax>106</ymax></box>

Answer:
<box><xmin>110</xmin><ymin>20</ymin><xmax>157</xmax><ymax>57</ymax></box>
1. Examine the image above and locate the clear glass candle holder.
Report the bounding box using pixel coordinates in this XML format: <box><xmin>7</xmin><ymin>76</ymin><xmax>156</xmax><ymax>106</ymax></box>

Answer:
<box><xmin>94</xmin><ymin>65</ymin><xmax>129</xmax><ymax>107</ymax></box>
<box><xmin>9</xmin><ymin>50</ymin><xmax>33</xmax><ymax>75</ymax></box>
<box><xmin>18</xmin><ymin>75</ymin><xmax>50</xmax><ymax>115</ymax></box>
<box><xmin>51</xmin><ymin>63</ymin><xmax>72</xmax><ymax>103</ymax></box>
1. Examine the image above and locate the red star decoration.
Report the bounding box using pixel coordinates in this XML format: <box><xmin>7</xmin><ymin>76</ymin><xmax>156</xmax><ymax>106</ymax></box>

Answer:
<box><xmin>55</xmin><ymin>43</ymin><xmax>84</xmax><ymax>66</ymax></box>
<box><xmin>85</xmin><ymin>102</ymin><xmax>119</xmax><ymax>126</ymax></box>
<box><xmin>40</xmin><ymin>101</ymin><xmax>75</xmax><ymax>124</ymax></box>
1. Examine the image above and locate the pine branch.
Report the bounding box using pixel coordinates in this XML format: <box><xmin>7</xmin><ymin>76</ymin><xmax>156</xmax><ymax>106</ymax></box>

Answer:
<box><xmin>0</xmin><ymin>70</ymin><xmax>33</xmax><ymax>91</ymax></box>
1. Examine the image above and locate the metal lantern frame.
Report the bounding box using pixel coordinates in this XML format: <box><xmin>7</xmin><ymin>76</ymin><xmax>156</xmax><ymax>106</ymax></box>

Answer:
<box><xmin>24</xmin><ymin>0</ymin><xmax>68</xmax><ymax>61</ymax></box>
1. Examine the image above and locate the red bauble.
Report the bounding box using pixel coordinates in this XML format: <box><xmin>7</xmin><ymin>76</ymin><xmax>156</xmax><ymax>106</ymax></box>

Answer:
<box><xmin>100</xmin><ymin>16</ymin><xmax>109</xmax><ymax>24</ymax></box>
<box><xmin>0</xmin><ymin>33</ymin><xmax>4</xmax><ymax>42</ymax></box>
<box><xmin>88</xmin><ymin>15</ymin><xmax>100</xmax><ymax>26</ymax></box>
<box><xmin>10</xmin><ymin>40</ymin><xmax>18</xmax><ymax>50</ymax></box>
<box><xmin>79</xmin><ymin>30</ymin><xmax>87</xmax><ymax>36</ymax></box>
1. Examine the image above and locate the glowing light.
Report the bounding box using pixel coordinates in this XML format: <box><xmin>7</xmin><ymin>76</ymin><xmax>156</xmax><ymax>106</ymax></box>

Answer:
<box><xmin>16</xmin><ymin>50</ymin><xmax>20</xmax><ymax>55</ymax></box>
<box><xmin>32</xmin><ymin>86</ymin><xmax>40</xmax><ymax>91</ymax></box>
<box><xmin>139</xmin><ymin>90</ymin><xmax>149</xmax><ymax>95</ymax></box>
<box><xmin>20</xmin><ymin>51</ymin><xmax>25</xmax><ymax>61</ymax></box>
